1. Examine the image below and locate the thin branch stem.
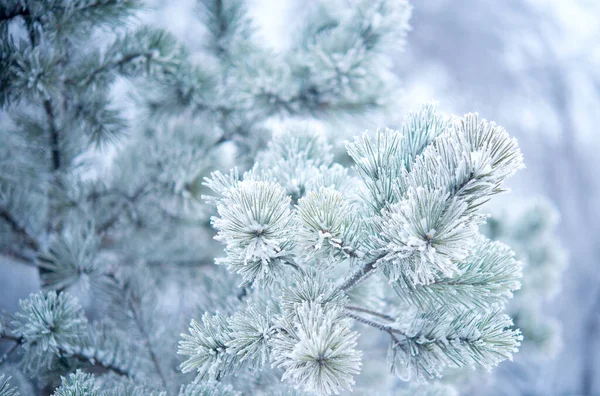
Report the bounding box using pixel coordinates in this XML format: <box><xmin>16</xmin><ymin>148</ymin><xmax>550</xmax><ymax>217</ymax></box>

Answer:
<box><xmin>345</xmin><ymin>311</ymin><xmax>407</xmax><ymax>337</ymax></box>
<box><xmin>24</xmin><ymin>16</ymin><xmax>37</xmax><ymax>47</ymax></box>
<box><xmin>25</xmin><ymin>13</ymin><xmax>61</xmax><ymax>173</ymax></box>
<box><xmin>337</xmin><ymin>256</ymin><xmax>382</xmax><ymax>293</ymax></box>
<box><xmin>0</xmin><ymin>208</ymin><xmax>40</xmax><ymax>251</ymax></box>
<box><xmin>96</xmin><ymin>182</ymin><xmax>152</xmax><ymax>234</ymax></box>
<box><xmin>0</xmin><ymin>336</ymin><xmax>22</xmax><ymax>366</ymax></box>
<box><xmin>214</xmin><ymin>133</ymin><xmax>230</xmax><ymax>147</ymax></box>
<box><xmin>128</xmin><ymin>299</ymin><xmax>169</xmax><ymax>392</ymax></box>
<box><xmin>0</xmin><ymin>333</ymin><xmax>130</xmax><ymax>377</ymax></box>
<box><xmin>67</xmin><ymin>51</ymin><xmax>154</xmax><ymax>88</ymax></box>
<box><xmin>0</xmin><ymin>334</ymin><xmax>21</xmax><ymax>343</ymax></box>
<box><xmin>347</xmin><ymin>311</ymin><xmax>491</xmax><ymax>352</ymax></box>
<box><xmin>103</xmin><ymin>273</ymin><xmax>170</xmax><ymax>392</ymax></box>
<box><xmin>282</xmin><ymin>260</ymin><xmax>304</xmax><ymax>274</ymax></box>
<box><xmin>43</xmin><ymin>100</ymin><xmax>61</xmax><ymax>171</ymax></box>
<box><xmin>1</xmin><ymin>250</ymin><xmax>38</xmax><ymax>267</ymax></box>
<box><xmin>341</xmin><ymin>245</ymin><xmax>360</xmax><ymax>259</ymax></box>
<box><xmin>236</xmin><ymin>285</ymin><xmax>249</xmax><ymax>301</ymax></box>
<box><xmin>345</xmin><ymin>305</ymin><xmax>395</xmax><ymax>322</ymax></box>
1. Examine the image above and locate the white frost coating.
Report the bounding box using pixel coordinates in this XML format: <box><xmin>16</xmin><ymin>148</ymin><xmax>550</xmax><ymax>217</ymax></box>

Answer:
<box><xmin>12</xmin><ymin>291</ymin><xmax>89</xmax><ymax>374</ymax></box>
<box><xmin>296</xmin><ymin>187</ymin><xmax>361</xmax><ymax>263</ymax></box>
<box><xmin>178</xmin><ymin>312</ymin><xmax>236</xmax><ymax>380</ymax></box>
<box><xmin>271</xmin><ymin>302</ymin><xmax>362</xmax><ymax>396</ymax></box>
<box><xmin>211</xmin><ymin>179</ymin><xmax>295</xmax><ymax>286</ymax></box>
<box><xmin>376</xmin><ymin>187</ymin><xmax>480</xmax><ymax>285</ymax></box>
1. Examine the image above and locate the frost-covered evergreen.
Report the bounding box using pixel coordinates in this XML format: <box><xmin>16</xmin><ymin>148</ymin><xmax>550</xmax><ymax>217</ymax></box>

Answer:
<box><xmin>0</xmin><ymin>0</ymin><xmax>541</xmax><ymax>395</ymax></box>
<box><xmin>174</xmin><ymin>108</ymin><xmax>525</xmax><ymax>395</ymax></box>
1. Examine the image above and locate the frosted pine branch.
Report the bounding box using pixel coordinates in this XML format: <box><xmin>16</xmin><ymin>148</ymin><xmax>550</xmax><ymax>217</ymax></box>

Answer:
<box><xmin>180</xmin><ymin>107</ymin><xmax>525</xmax><ymax>394</ymax></box>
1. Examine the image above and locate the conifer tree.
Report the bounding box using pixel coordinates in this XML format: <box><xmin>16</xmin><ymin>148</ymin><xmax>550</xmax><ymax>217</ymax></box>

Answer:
<box><xmin>0</xmin><ymin>1</ymin><xmax>546</xmax><ymax>395</ymax></box>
